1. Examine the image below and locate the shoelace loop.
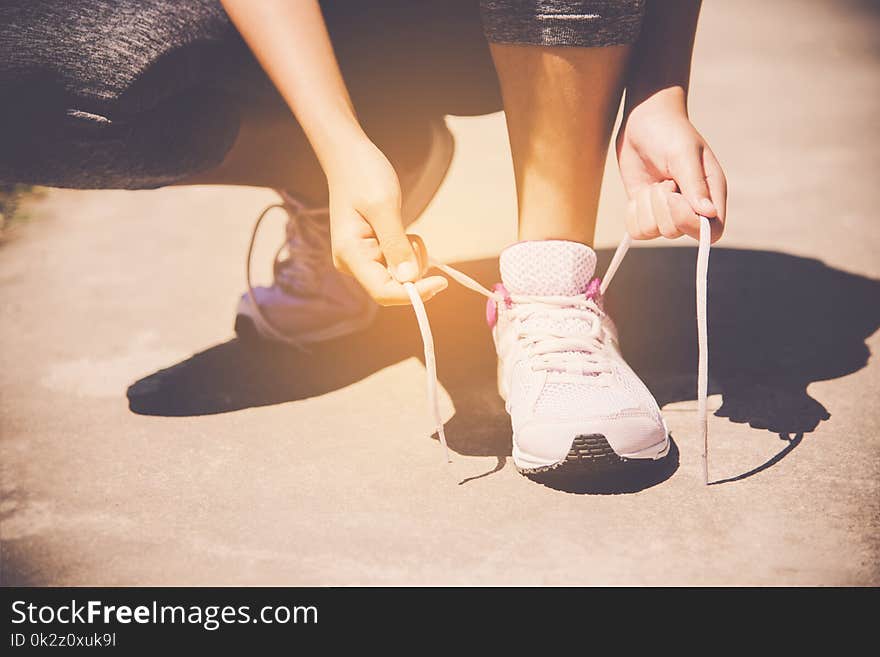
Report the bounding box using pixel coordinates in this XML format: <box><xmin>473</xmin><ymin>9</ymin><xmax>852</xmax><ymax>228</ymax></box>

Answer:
<box><xmin>508</xmin><ymin>295</ymin><xmax>609</xmax><ymax>375</ymax></box>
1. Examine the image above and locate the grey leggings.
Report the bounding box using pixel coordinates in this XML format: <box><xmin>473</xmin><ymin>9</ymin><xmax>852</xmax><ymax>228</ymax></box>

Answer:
<box><xmin>481</xmin><ymin>0</ymin><xmax>645</xmax><ymax>47</ymax></box>
<box><xmin>0</xmin><ymin>1</ymin><xmax>646</xmax><ymax>189</ymax></box>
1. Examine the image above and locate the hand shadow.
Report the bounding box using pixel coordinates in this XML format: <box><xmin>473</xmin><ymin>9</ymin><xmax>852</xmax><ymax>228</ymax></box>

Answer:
<box><xmin>127</xmin><ymin>247</ymin><xmax>880</xmax><ymax>493</ymax></box>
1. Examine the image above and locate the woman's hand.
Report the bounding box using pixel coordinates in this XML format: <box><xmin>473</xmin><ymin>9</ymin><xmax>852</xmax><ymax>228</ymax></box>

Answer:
<box><xmin>221</xmin><ymin>0</ymin><xmax>446</xmax><ymax>305</ymax></box>
<box><xmin>616</xmin><ymin>90</ymin><xmax>727</xmax><ymax>244</ymax></box>
<box><xmin>326</xmin><ymin>136</ymin><xmax>448</xmax><ymax>306</ymax></box>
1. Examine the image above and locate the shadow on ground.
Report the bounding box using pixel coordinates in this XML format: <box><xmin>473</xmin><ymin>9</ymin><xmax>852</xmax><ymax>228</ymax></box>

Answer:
<box><xmin>128</xmin><ymin>247</ymin><xmax>880</xmax><ymax>492</ymax></box>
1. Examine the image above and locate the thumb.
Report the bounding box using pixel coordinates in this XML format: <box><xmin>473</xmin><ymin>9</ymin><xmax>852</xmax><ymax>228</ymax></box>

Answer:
<box><xmin>367</xmin><ymin>198</ymin><xmax>420</xmax><ymax>283</ymax></box>
<box><xmin>670</xmin><ymin>145</ymin><xmax>716</xmax><ymax>218</ymax></box>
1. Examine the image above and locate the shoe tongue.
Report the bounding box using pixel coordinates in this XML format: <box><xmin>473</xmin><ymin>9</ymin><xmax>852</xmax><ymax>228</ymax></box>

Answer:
<box><xmin>500</xmin><ymin>240</ymin><xmax>597</xmax><ymax>296</ymax></box>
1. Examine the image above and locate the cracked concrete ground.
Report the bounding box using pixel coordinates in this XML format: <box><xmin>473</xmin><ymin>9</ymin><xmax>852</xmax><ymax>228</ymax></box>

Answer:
<box><xmin>1</xmin><ymin>0</ymin><xmax>878</xmax><ymax>585</ymax></box>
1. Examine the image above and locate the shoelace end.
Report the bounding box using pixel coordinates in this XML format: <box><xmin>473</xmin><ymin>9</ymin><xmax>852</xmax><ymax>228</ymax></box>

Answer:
<box><xmin>437</xmin><ymin>425</ymin><xmax>451</xmax><ymax>464</ymax></box>
<box><xmin>404</xmin><ymin>281</ymin><xmax>451</xmax><ymax>465</ymax></box>
<box><xmin>696</xmin><ymin>214</ymin><xmax>712</xmax><ymax>485</ymax></box>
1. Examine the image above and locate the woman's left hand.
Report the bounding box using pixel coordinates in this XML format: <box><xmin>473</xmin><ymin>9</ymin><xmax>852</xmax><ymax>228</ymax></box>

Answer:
<box><xmin>616</xmin><ymin>90</ymin><xmax>727</xmax><ymax>243</ymax></box>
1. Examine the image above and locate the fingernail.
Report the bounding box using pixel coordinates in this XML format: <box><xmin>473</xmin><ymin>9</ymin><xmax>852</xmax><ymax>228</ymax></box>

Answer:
<box><xmin>395</xmin><ymin>261</ymin><xmax>418</xmax><ymax>282</ymax></box>
<box><xmin>698</xmin><ymin>198</ymin><xmax>715</xmax><ymax>214</ymax></box>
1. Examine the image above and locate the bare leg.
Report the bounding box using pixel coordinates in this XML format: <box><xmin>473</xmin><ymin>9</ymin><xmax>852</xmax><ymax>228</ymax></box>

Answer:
<box><xmin>489</xmin><ymin>44</ymin><xmax>630</xmax><ymax>246</ymax></box>
<box><xmin>178</xmin><ymin>108</ymin><xmax>326</xmax><ymax>202</ymax></box>
<box><xmin>178</xmin><ymin>106</ymin><xmax>433</xmax><ymax>206</ymax></box>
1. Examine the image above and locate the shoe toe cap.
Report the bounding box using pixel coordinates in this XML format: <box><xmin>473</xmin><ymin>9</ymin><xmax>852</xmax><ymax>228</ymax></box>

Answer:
<box><xmin>598</xmin><ymin>414</ymin><xmax>669</xmax><ymax>458</ymax></box>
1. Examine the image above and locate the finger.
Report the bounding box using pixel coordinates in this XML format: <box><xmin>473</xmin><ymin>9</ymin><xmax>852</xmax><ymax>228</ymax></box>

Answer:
<box><xmin>670</xmin><ymin>145</ymin><xmax>716</xmax><ymax>218</ymax></box>
<box><xmin>357</xmin><ymin>262</ymin><xmax>448</xmax><ymax>306</ymax></box>
<box><xmin>651</xmin><ymin>183</ymin><xmax>683</xmax><ymax>239</ymax></box>
<box><xmin>666</xmin><ymin>190</ymin><xmax>703</xmax><ymax>240</ymax></box>
<box><xmin>636</xmin><ymin>186</ymin><xmax>661</xmax><ymax>240</ymax></box>
<box><xmin>408</xmin><ymin>233</ymin><xmax>430</xmax><ymax>278</ymax></box>
<box><xmin>625</xmin><ymin>197</ymin><xmax>641</xmax><ymax>240</ymax></box>
<box><xmin>364</xmin><ymin>195</ymin><xmax>420</xmax><ymax>283</ymax></box>
<box><xmin>331</xmin><ymin>234</ymin><xmax>380</xmax><ymax>277</ymax></box>
<box><xmin>703</xmin><ymin>148</ymin><xmax>728</xmax><ymax>243</ymax></box>
<box><xmin>339</xmin><ymin>244</ymin><xmax>447</xmax><ymax>306</ymax></box>
<box><xmin>373</xmin><ymin>275</ymin><xmax>448</xmax><ymax>306</ymax></box>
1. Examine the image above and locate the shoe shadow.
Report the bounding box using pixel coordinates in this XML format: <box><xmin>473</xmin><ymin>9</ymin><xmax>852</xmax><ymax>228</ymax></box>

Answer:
<box><xmin>127</xmin><ymin>247</ymin><xmax>880</xmax><ymax>492</ymax></box>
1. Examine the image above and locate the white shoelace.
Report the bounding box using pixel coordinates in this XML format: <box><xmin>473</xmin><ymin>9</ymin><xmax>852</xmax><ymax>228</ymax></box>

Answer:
<box><xmin>406</xmin><ymin>215</ymin><xmax>713</xmax><ymax>484</ymax></box>
<box><xmin>506</xmin><ymin>295</ymin><xmax>610</xmax><ymax>376</ymax></box>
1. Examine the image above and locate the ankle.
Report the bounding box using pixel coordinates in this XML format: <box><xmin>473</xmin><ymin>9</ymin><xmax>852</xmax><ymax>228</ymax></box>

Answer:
<box><xmin>517</xmin><ymin>231</ymin><xmax>596</xmax><ymax>247</ymax></box>
<box><xmin>517</xmin><ymin>221</ymin><xmax>596</xmax><ymax>248</ymax></box>
<box><xmin>516</xmin><ymin>202</ymin><xmax>598</xmax><ymax>247</ymax></box>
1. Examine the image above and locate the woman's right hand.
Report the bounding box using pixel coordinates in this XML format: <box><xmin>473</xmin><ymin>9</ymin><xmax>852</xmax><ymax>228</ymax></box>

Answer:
<box><xmin>326</xmin><ymin>136</ymin><xmax>448</xmax><ymax>306</ymax></box>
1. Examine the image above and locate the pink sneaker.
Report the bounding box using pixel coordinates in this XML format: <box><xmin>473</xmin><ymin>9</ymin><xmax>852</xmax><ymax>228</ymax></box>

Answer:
<box><xmin>490</xmin><ymin>240</ymin><xmax>670</xmax><ymax>475</ymax></box>
<box><xmin>409</xmin><ymin>217</ymin><xmax>712</xmax><ymax>484</ymax></box>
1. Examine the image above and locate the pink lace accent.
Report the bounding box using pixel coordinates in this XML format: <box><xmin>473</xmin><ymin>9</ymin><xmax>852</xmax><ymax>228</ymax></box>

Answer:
<box><xmin>584</xmin><ymin>277</ymin><xmax>604</xmax><ymax>310</ymax></box>
<box><xmin>485</xmin><ymin>283</ymin><xmax>511</xmax><ymax>328</ymax></box>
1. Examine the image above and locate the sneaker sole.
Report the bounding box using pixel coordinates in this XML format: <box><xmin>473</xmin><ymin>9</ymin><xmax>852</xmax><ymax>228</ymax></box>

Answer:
<box><xmin>514</xmin><ymin>434</ymin><xmax>670</xmax><ymax>476</ymax></box>
<box><xmin>515</xmin><ymin>434</ymin><xmax>621</xmax><ymax>475</ymax></box>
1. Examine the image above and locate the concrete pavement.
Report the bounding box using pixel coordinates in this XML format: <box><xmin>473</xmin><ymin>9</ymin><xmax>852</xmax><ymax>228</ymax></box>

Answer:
<box><xmin>1</xmin><ymin>0</ymin><xmax>878</xmax><ymax>585</ymax></box>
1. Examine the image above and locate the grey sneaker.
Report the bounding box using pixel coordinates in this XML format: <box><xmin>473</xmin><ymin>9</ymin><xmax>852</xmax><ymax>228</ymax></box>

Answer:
<box><xmin>235</xmin><ymin>119</ymin><xmax>454</xmax><ymax>346</ymax></box>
